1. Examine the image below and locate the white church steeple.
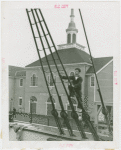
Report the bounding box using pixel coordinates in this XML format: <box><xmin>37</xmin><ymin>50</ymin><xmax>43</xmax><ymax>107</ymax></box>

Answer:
<box><xmin>57</xmin><ymin>9</ymin><xmax>85</xmax><ymax>51</ymax></box>
<box><xmin>66</xmin><ymin>9</ymin><xmax>78</xmax><ymax>44</ymax></box>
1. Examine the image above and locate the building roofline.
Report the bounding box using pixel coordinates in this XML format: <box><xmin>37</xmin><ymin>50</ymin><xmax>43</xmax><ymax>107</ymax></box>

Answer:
<box><xmin>57</xmin><ymin>43</ymin><xmax>85</xmax><ymax>48</ymax></box>
<box><xmin>86</xmin><ymin>59</ymin><xmax>113</xmax><ymax>75</ymax></box>
<box><xmin>96</xmin><ymin>59</ymin><xmax>113</xmax><ymax>74</ymax></box>
<box><xmin>14</xmin><ymin>77</ymin><xmax>26</xmax><ymax>79</ymax></box>
<box><xmin>26</xmin><ymin>62</ymin><xmax>92</xmax><ymax>69</ymax></box>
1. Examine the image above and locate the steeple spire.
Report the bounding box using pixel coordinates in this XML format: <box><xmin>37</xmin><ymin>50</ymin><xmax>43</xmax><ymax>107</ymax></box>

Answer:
<box><xmin>66</xmin><ymin>9</ymin><xmax>78</xmax><ymax>44</ymax></box>
<box><xmin>70</xmin><ymin>9</ymin><xmax>75</xmax><ymax>22</ymax></box>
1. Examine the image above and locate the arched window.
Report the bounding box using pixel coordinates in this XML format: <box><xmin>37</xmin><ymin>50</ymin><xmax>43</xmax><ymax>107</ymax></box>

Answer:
<box><xmin>90</xmin><ymin>76</ymin><xmax>94</xmax><ymax>87</ymax></box>
<box><xmin>20</xmin><ymin>78</ymin><xmax>23</xmax><ymax>86</ymax></box>
<box><xmin>31</xmin><ymin>74</ymin><xmax>38</xmax><ymax>86</ymax></box>
<box><xmin>47</xmin><ymin>97</ymin><xmax>56</xmax><ymax>116</ymax></box>
<box><xmin>67</xmin><ymin>34</ymin><xmax>71</xmax><ymax>44</ymax></box>
<box><xmin>19</xmin><ymin>97</ymin><xmax>23</xmax><ymax>106</ymax></box>
<box><xmin>47</xmin><ymin>73</ymin><xmax>56</xmax><ymax>87</ymax></box>
<box><xmin>72</xmin><ymin>34</ymin><xmax>76</xmax><ymax>43</ymax></box>
<box><xmin>30</xmin><ymin>96</ymin><xmax>37</xmax><ymax>102</ymax></box>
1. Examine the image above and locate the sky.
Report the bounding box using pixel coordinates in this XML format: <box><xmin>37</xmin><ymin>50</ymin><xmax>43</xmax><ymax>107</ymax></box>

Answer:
<box><xmin>2</xmin><ymin>2</ymin><xmax>120</xmax><ymax>67</ymax></box>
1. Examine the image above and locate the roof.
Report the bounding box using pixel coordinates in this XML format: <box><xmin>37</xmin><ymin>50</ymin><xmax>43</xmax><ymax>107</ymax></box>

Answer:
<box><xmin>9</xmin><ymin>65</ymin><xmax>25</xmax><ymax>77</ymax></box>
<box><xmin>26</xmin><ymin>48</ymin><xmax>92</xmax><ymax>67</ymax></box>
<box><xmin>86</xmin><ymin>57</ymin><xmax>113</xmax><ymax>74</ymax></box>
<box><xmin>66</xmin><ymin>21</ymin><xmax>78</xmax><ymax>32</ymax></box>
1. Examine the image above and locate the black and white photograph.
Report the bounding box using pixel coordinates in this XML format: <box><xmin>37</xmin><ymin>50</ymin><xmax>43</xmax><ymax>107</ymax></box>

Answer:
<box><xmin>1</xmin><ymin>1</ymin><xmax>120</xmax><ymax>149</ymax></box>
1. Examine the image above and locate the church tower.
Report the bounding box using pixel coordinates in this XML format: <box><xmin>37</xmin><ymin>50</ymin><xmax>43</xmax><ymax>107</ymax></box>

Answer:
<box><xmin>57</xmin><ymin>9</ymin><xmax>85</xmax><ymax>51</ymax></box>
<box><xmin>66</xmin><ymin>9</ymin><xmax>78</xmax><ymax>44</ymax></box>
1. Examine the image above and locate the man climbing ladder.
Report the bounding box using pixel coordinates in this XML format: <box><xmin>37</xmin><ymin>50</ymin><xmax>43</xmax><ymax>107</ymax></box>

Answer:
<box><xmin>60</xmin><ymin>68</ymin><xmax>83</xmax><ymax>109</ymax></box>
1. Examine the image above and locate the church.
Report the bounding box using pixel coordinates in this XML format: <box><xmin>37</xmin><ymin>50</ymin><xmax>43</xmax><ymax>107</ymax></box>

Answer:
<box><xmin>9</xmin><ymin>9</ymin><xmax>113</xmax><ymax>129</ymax></box>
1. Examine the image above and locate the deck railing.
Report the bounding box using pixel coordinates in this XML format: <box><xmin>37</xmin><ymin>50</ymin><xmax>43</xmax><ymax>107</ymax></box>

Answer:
<box><xmin>11</xmin><ymin>112</ymin><xmax>90</xmax><ymax>132</ymax></box>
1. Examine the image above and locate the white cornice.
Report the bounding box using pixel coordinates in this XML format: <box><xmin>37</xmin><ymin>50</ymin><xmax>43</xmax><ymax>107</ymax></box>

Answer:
<box><xmin>57</xmin><ymin>43</ymin><xmax>85</xmax><ymax>51</ymax></box>
<box><xmin>9</xmin><ymin>76</ymin><xmax>26</xmax><ymax>79</ymax></box>
<box><xmin>26</xmin><ymin>62</ymin><xmax>92</xmax><ymax>69</ymax></box>
<box><xmin>14</xmin><ymin>76</ymin><xmax>26</xmax><ymax>79</ymax></box>
<box><xmin>9</xmin><ymin>76</ymin><xmax>15</xmax><ymax>79</ymax></box>
<box><xmin>39</xmin><ymin>93</ymin><xmax>66</xmax><ymax>96</ymax></box>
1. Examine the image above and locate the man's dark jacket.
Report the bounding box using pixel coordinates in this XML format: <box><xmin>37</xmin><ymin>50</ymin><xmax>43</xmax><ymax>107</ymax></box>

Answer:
<box><xmin>61</xmin><ymin>75</ymin><xmax>83</xmax><ymax>91</ymax></box>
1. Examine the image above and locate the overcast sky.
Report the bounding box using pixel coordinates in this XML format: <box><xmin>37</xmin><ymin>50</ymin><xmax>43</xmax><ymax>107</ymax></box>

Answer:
<box><xmin>2</xmin><ymin>2</ymin><xmax>120</xmax><ymax>67</ymax></box>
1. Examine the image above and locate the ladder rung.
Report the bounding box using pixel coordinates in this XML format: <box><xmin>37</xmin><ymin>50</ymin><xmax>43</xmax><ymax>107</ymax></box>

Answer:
<box><xmin>38</xmin><ymin>49</ymin><xmax>42</xmax><ymax>51</ymax></box>
<box><xmin>39</xmin><ymin>20</ymin><xmax>43</xmax><ymax>23</ymax></box>
<box><xmin>44</xmin><ymin>46</ymin><xmax>54</xmax><ymax>49</ymax></box>
<box><xmin>41</xmin><ymin>34</ymin><xmax>49</xmax><ymax>37</ymax></box>
<box><xmin>35</xmin><ymin>34</ymin><xmax>49</xmax><ymax>39</ymax></box>
<box><xmin>43</xmin><ymin>70</ymin><xmax>49</xmax><ymax>73</ymax></box>
<box><xmin>28</xmin><ymin>11</ymin><xmax>31</xmax><ymax>13</ymax></box>
<box><xmin>49</xmin><ymin>46</ymin><xmax>54</xmax><ymax>48</ymax></box>
<box><xmin>35</xmin><ymin>34</ymin><xmax>48</xmax><ymax>39</ymax></box>
<box><xmin>31</xmin><ymin>20</ymin><xmax>43</xmax><ymax>25</ymax></box>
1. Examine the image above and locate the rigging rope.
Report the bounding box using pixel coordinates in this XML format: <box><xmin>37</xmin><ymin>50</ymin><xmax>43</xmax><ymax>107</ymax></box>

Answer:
<box><xmin>25</xmin><ymin>8</ymin><xmax>109</xmax><ymax>140</ymax></box>
<box><xmin>39</xmin><ymin>9</ymin><xmax>99</xmax><ymax>140</ymax></box>
<box><xmin>35</xmin><ymin>10</ymin><xmax>86</xmax><ymax>138</ymax></box>
<box><xmin>26</xmin><ymin>9</ymin><xmax>64</xmax><ymax>135</ymax></box>
<box><xmin>36</xmin><ymin>8</ymin><xmax>87</xmax><ymax>139</ymax></box>
<box><xmin>78</xmin><ymin>9</ymin><xmax>112</xmax><ymax>135</ymax></box>
<box><xmin>32</xmin><ymin>8</ymin><xmax>74</xmax><ymax>137</ymax></box>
